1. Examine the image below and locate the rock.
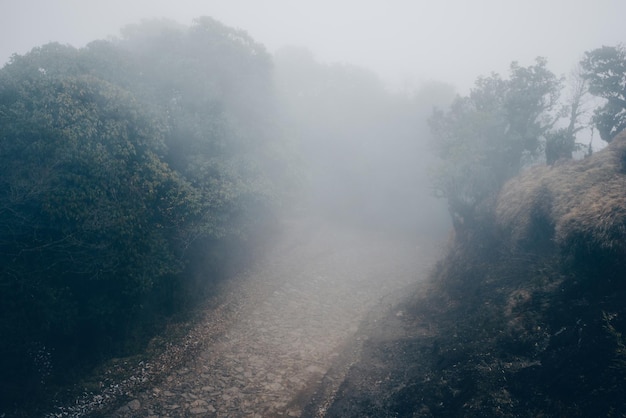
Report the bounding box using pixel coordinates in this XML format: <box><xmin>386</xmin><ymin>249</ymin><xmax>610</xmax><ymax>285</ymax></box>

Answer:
<box><xmin>190</xmin><ymin>399</ymin><xmax>208</xmax><ymax>407</ymax></box>
<box><xmin>305</xmin><ymin>365</ymin><xmax>325</xmax><ymax>374</ymax></box>
<box><xmin>189</xmin><ymin>407</ymin><xmax>208</xmax><ymax>414</ymax></box>
<box><xmin>128</xmin><ymin>399</ymin><xmax>141</xmax><ymax>410</ymax></box>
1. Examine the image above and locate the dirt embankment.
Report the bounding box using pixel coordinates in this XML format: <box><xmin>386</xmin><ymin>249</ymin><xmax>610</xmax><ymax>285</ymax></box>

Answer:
<box><xmin>319</xmin><ymin>135</ymin><xmax>626</xmax><ymax>417</ymax></box>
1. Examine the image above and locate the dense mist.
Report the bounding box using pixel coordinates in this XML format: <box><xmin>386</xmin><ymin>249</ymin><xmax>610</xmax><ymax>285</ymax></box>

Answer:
<box><xmin>0</xmin><ymin>17</ymin><xmax>451</xmax><ymax>412</ymax></box>
<box><xmin>2</xmin><ymin>2</ymin><xmax>626</xmax><ymax>416</ymax></box>
<box><xmin>3</xmin><ymin>1</ymin><xmax>625</xmax><ymax>93</ymax></box>
<box><xmin>273</xmin><ymin>46</ymin><xmax>452</xmax><ymax>235</ymax></box>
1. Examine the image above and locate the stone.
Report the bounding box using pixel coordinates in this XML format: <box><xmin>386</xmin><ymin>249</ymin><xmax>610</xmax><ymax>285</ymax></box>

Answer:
<box><xmin>128</xmin><ymin>399</ymin><xmax>141</xmax><ymax>410</ymax></box>
<box><xmin>190</xmin><ymin>399</ymin><xmax>208</xmax><ymax>407</ymax></box>
<box><xmin>305</xmin><ymin>365</ymin><xmax>324</xmax><ymax>374</ymax></box>
<box><xmin>189</xmin><ymin>407</ymin><xmax>208</xmax><ymax>414</ymax></box>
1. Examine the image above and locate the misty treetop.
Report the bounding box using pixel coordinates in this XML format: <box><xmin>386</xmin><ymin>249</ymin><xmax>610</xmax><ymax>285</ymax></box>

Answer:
<box><xmin>0</xmin><ymin>17</ymin><xmax>293</xmax><ymax>407</ymax></box>
<box><xmin>429</xmin><ymin>57</ymin><xmax>565</xmax><ymax>231</ymax></box>
<box><xmin>429</xmin><ymin>45</ymin><xmax>626</xmax><ymax>235</ymax></box>
<box><xmin>580</xmin><ymin>44</ymin><xmax>626</xmax><ymax>142</ymax></box>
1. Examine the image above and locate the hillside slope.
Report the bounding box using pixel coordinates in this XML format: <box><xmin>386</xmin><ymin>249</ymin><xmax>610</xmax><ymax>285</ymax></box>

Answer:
<box><xmin>317</xmin><ymin>133</ymin><xmax>626</xmax><ymax>417</ymax></box>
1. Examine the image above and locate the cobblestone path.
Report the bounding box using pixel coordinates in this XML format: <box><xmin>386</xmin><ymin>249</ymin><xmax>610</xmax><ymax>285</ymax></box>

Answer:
<box><xmin>108</xmin><ymin>219</ymin><xmax>439</xmax><ymax>417</ymax></box>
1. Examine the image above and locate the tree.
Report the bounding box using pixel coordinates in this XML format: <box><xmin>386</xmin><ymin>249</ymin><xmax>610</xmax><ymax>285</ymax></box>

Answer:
<box><xmin>580</xmin><ymin>44</ymin><xmax>626</xmax><ymax>141</ymax></box>
<box><xmin>546</xmin><ymin>64</ymin><xmax>591</xmax><ymax>164</ymax></box>
<box><xmin>0</xmin><ymin>46</ymin><xmax>204</xmax><ymax>407</ymax></box>
<box><xmin>112</xmin><ymin>17</ymin><xmax>290</xmax><ymax>238</ymax></box>
<box><xmin>0</xmin><ymin>18</ymin><xmax>295</xmax><ymax>410</ymax></box>
<box><xmin>429</xmin><ymin>58</ymin><xmax>562</xmax><ymax>231</ymax></box>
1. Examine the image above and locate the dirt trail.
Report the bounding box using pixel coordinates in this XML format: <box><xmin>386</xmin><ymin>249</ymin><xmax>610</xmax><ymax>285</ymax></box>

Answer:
<box><xmin>106</xmin><ymin>218</ymin><xmax>440</xmax><ymax>417</ymax></box>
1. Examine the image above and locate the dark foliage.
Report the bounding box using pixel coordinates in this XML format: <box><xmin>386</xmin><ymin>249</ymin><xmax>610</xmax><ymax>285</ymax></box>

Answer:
<box><xmin>0</xmin><ymin>18</ymin><xmax>291</xmax><ymax>413</ymax></box>
<box><xmin>321</xmin><ymin>135</ymin><xmax>626</xmax><ymax>417</ymax></box>
<box><xmin>429</xmin><ymin>58</ymin><xmax>563</xmax><ymax>235</ymax></box>
<box><xmin>581</xmin><ymin>44</ymin><xmax>626</xmax><ymax>142</ymax></box>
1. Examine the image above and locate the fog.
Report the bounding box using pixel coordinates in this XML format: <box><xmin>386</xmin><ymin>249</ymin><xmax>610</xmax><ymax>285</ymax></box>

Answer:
<box><xmin>3</xmin><ymin>1</ymin><xmax>625</xmax><ymax>93</ymax></box>
<box><xmin>271</xmin><ymin>46</ymin><xmax>455</xmax><ymax>235</ymax></box>
<box><xmin>4</xmin><ymin>3</ymin><xmax>626</xmax><ymax>415</ymax></box>
<box><xmin>2</xmin><ymin>1</ymin><xmax>624</xmax><ymax>234</ymax></box>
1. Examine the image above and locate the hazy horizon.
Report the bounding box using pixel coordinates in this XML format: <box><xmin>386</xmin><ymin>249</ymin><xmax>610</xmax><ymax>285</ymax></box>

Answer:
<box><xmin>2</xmin><ymin>1</ymin><xmax>625</xmax><ymax>93</ymax></box>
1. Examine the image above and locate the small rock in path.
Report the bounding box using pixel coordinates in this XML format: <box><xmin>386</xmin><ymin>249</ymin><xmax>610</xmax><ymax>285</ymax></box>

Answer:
<box><xmin>128</xmin><ymin>399</ymin><xmax>141</xmax><ymax>410</ymax></box>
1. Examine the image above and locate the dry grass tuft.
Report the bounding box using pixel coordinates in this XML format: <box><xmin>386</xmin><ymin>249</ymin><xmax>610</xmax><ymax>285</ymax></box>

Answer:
<box><xmin>496</xmin><ymin>131</ymin><xmax>626</xmax><ymax>258</ymax></box>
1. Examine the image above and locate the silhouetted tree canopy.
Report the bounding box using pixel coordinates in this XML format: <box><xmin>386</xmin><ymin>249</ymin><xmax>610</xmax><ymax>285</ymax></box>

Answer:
<box><xmin>581</xmin><ymin>44</ymin><xmax>626</xmax><ymax>142</ymax></box>
<box><xmin>429</xmin><ymin>58</ymin><xmax>562</xmax><ymax>231</ymax></box>
<box><xmin>0</xmin><ymin>17</ymin><xmax>292</xmax><ymax>410</ymax></box>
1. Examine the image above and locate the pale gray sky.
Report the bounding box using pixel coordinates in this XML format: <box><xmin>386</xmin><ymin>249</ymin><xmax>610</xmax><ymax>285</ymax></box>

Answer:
<box><xmin>1</xmin><ymin>0</ymin><xmax>625</xmax><ymax>92</ymax></box>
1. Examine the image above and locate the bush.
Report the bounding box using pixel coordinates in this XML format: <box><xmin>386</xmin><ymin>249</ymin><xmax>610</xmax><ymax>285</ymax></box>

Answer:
<box><xmin>0</xmin><ymin>18</ymin><xmax>292</xmax><ymax>413</ymax></box>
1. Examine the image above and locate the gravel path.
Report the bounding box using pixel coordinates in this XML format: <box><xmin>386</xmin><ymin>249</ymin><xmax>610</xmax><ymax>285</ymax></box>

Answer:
<box><xmin>106</xmin><ymin>218</ymin><xmax>439</xmax><ymax>417</ymax></box>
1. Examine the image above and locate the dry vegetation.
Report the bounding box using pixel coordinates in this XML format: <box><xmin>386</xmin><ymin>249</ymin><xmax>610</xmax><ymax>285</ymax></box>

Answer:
<box><xmin>323</xmin><ymin>133</ymin><xmax>626</xmax><ymax>417</ymax></box>
<box><xmin>497</xmin><ymin>131</ymin><xmax>626</xmax><ymax>258</ymax></box>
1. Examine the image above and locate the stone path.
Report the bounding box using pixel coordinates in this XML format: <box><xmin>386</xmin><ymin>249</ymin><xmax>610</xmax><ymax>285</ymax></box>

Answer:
<box><xmin>106</xmin><ymin>219</ymin><xmax>439</xmax><ymax>417</ymax></box>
